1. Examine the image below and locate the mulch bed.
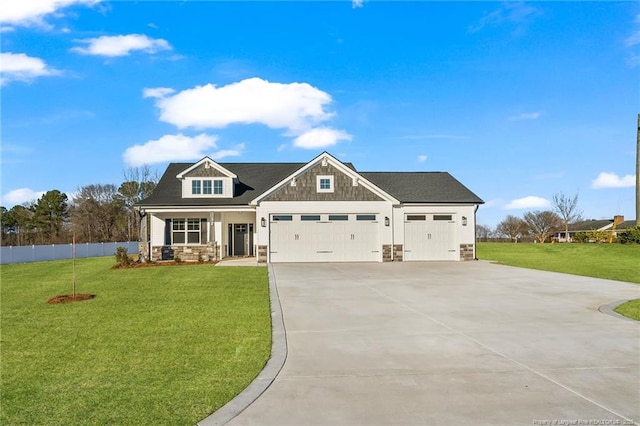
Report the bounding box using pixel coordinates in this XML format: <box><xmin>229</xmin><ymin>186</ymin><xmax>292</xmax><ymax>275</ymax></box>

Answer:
<box><xmin>112</xmin><ymin>261</ymin><xmax>217</xmax><ymax>269</ymax></box>
<box><xmin>47</xmin><ymin>294</ymin><xmax>96</xmax><ymax>304</ymax></box>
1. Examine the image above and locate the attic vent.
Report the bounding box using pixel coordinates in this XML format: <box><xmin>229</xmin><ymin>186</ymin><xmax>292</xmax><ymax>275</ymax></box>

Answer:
<box><xmin>321</xmin><ymin>158</ymin><xmax>328</xmax><ymax>167</ymax></box>
<box><xmin>352</xmin><ymin>177</ymin><xmax>359</xmax><ymax>186</ymax></box>
<box><xmin>291</xmin><ymin>177</ymin><xmax>297</xmax><ymax>187</ymax></box>
<box><xmin>205</xmin><ymin>162</ymin><xmax>210</xmax><ymax>169</ymax></box>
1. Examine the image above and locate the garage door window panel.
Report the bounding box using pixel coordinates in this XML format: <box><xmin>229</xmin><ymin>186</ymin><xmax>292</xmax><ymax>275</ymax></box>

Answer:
<box><xmin>357</xmin><ymin>214</ymin><xmax>376</xmax><ymax>221</ymax></box>
<box><xmin>329</xmin><ymin>215</ymin><xmax>348</xmax><ymax>221</ymax></box>
<box><xmin>301</xmin><ymin>215</ymin><xmax>321</xmax><ymax>221</ymax></box>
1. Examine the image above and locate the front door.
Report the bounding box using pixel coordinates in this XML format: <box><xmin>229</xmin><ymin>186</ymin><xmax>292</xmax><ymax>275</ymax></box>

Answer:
<box><xmin>228</xmin><ymin>223</ymin><xmax>254</xmax><ymax>257</ymax></box>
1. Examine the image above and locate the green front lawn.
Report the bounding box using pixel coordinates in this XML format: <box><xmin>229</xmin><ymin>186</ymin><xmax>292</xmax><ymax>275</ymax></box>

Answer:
<box><xmin>477</xmin><ymin>242</ymin><xmax>640</xmax><ymax>284</ymax></box>
<box><xmin>0</xmin><ymin>258</ymin><xmax>271</xmax><ymax>425</ymax></box>
<box><xmin>614</xmin><ymin>299</ymin><xmax>640</xmax><ymax>321</ymax></box>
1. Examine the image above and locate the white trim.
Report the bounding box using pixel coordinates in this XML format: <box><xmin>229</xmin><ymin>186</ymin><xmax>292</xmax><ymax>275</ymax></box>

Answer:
<box><xmin>316</xmin><ymin>175</ymin><xmax>334</xmax><ymax>193</ymax></box>
<box><xmin>176</xmin><ymin>156</ymin><xmax>237</xmax><ymax>179</ymax></box>
<box><xmin>250</xmin><ymin>151</ymin><xmax>399</xmax><ymax>205</ymax></box>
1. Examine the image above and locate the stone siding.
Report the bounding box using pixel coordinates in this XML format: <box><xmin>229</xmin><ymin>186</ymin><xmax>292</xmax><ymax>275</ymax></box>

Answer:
<box><xmin>257</xmin><ymin>245</ymin><xmax>268</xmax><ymax>263</ymax></box>
<box><xmin>382</xmin><ymin>244</ymin><xmax>392</xmax><ymax>262</ymax></box>
<box><xmin>151</xmin><ymin>245</ymin><xmax>216</xmax><ymax>262</ymax></box>
<box><xmin>460</xmin><ymin>244</ymin><xmax>474</xmax><ymax>261</ymax></box>
<box><xmin>264</xmin><ymin>162</ymin><xmax>383</xmax><ymax>202</ymax></box>
<box><xmin>393</xmin><ymin>244</ymin><xmax>403</xmax><ymax>261</ymax></box>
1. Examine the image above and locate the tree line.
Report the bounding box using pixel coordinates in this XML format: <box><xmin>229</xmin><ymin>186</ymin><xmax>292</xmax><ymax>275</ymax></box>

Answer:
<box><xmin>478</xmin><ymin>192</ymin><xmax>581</xmax><ymax>243</ymax></box>
<box><xmin>0</xmin><ymin>167</ymin><xmax>158</xmax><ymax>246</ymax></box>
<box><xmin>478</xmin><ymin>192</ymin><xmax>639</xmax><ymax>244</ymax></box>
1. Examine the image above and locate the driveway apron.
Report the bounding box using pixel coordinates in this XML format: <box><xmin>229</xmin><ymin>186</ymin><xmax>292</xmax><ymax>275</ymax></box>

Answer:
<box><xmin>227</xmin><ymin>261</ymin><xmax>639</xmax><ymax>426</ymax></box>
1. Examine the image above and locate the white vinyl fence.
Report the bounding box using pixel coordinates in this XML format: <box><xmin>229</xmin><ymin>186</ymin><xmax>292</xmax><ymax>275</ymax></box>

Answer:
<box><xmin>0</xmin><ymin>242</ymin><xmax>139</xmax><ymax>265</ymax></box>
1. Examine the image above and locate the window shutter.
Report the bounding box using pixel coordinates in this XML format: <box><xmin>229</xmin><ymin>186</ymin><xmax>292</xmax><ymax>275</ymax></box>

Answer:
<box><xmin>201</xmin><ymin>219</ymin><xmax>207</xmax><ymax>244</ymax></box>
<box><xmin>164</xmin><ymin>219</ymin><xmax>172</xmax><ymax>245</ymax></box>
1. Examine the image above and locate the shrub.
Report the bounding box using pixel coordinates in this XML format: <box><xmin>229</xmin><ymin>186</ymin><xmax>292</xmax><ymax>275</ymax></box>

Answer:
<box><xmin>586</xmin><ymin>230</ymin><xmax>609</xmax><ymax>243</ymax></box>
<box><xmin>618</xmin><ymin>226</ymin><xmax>640</xmax><ymax>244</ymax></box>
<box><xmin>572</xmin><ymin>232</ymin><xmax>589</xmax><ymax>243</ymax></box>
<box><xmin>115</xmin><ymin>247</ymin><xmax>133</xmax><ymax>267</ymax></box>
<box><xmin>174</xmin><ymin>255</ymin><xmax>182</xmax><ymax>263</ymax></box>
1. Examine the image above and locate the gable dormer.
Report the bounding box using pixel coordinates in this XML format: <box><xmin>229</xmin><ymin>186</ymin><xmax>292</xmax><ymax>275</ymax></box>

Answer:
<box><xmin>176</xmin><ymin>157</ymin><xmax>237</xmax><ymax>198</ymax></box>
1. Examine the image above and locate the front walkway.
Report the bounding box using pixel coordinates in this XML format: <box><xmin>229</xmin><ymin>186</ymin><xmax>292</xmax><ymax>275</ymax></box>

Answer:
<box><xmin>215</xmin><ymin>257</ymin><xmax>264</xmax><ymax>267</ymax></box>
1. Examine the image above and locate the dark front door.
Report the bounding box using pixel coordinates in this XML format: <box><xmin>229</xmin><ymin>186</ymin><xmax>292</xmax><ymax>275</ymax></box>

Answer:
<box><xmin>233</xmin><ymin>224</ymin><xmax>248</xmax><ymax>256</ymax></box>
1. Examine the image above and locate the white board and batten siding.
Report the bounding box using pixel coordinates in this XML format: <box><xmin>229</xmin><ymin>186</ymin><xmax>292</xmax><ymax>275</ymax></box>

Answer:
<box><xmin>394</xmin><ymin>204</ymin><xmax>477</xmax><ymax>262</ymax></box>
<box><xmin>257</xmin><ymin>201</ymin><xmax>391</xmax><ymax>263</ymax></box>
<box><xmin>269</xmin><ymin>213</ymin><xmax>381</xmax><ymax>263</ymax></box>
<box><xmin>404</xmin><ymin>213</ymin><xmax>458</xmax><ymax>261</ymax></box>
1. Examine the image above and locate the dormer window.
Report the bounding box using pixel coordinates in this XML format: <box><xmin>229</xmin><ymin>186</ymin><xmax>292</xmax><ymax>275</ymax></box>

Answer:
<box><xmin>177</xmin><ymin>157</ymin><xmax>238</xmax><ymax>199</ymax></box>
<box><xmin>187</xmin><ymin>178</ymin><xmax>227</xmax><ymax>197</ymax></box>
<box><xmin>192</xmin><ymin>180</ymin><xmax>201</xmax><ymax>195</ymax></box>
<box><xmin>213</xmin><ymin>180</ymin><xmax>223</xmax><ymax>195</ymax></box>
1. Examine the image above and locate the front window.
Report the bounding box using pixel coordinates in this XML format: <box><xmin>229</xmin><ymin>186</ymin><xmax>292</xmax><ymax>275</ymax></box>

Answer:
<box><xmin>172</xmin><ymin>218</ymin><xmax>202</xmax><ymax>244</ymax></box>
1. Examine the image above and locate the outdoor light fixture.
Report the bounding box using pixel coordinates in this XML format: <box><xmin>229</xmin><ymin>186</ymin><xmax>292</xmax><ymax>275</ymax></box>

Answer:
<box><xmin>261</xmin><ymin>217</ymin><xmax>266</xmax><ymax>227</ymax></box>
<box><xmin>385</xmin><ymin>216</ymin><xmax>390</xmax><ymax>226</ymax></box>
<box><xmin>462</xmin><ymin>216</ymin><xmax>467</xmax><ymax>226</ymax></box>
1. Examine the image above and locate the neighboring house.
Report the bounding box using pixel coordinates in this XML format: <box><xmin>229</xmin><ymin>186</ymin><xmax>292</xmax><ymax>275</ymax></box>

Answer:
<box><xmin>136</xmin><ymin>152</ymin><xmax>483</xmax><ymax>263</ymax></box>
<box><xmin>555</xmin><ymin>215</ymin><xmax>625</xmax><ymax>242</ymax></box>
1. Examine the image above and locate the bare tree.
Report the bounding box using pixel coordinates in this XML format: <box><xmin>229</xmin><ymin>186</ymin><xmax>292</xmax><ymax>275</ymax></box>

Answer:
<box><xmin>119</xmin><ymin>166</ymin><xmax>159</xmax><ymax>241</ymax></box>
<box><xmin>476</xmin><ymin>224</ymin><xmax>492</xmax><ymax>242</ymax></box>
<box><xmin>552</xmin><ymin>192</ymin><xmax>582</xmax><ymax>243</ymax></box>
<box><xmin>523</xmin><ymin>210</ymin><xmax>563</xmax><ymax>243</ymax></box>
<box><xmin>71</xmin><ymin>184</ymin><xmax>126</xmax><ymax>242</ymax></box>
<box><xmin>496</xmin><ymin>215</ymin><xmax>527</xmax><ymax>243</ymax></box>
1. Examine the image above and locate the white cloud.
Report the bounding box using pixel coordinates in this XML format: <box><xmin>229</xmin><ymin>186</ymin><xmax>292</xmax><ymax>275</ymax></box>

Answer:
<box><xmin>469</xmin><ymin>2</ymin><xmax>542</xmax><ymax>33</ymax></box>
<box><xmin>2</xmin><ymin>188</ymin><xmax>46</xmax><ymax>206</ymax></box>
<box><xmin>505</xmin><ymin>196</ymin><xmax>550</xmax><ymax>210</ymax></box>
<box><xmin>147</xmin><ymin>77</ymin><xmax>335</xmax><ymax>133</ymax></box>
<box><xmin>352</xmin><ymin>0</ymin><xmax>364</xmax><ymax>8</ymax></box>
<box><xmin>71</xmin><ymin>34</ymin><xmax>172</xmax><ymax>57</ymax></box>
<box><xmin>143</xmin><ymin>87</ymin><xmax>175</xmax><ymax>98</ymax></box>
<box><xmin>0</xmin><ymin>52</ymin><xmax>59</xmax><ymax>85</ymax></box>
<box><xmin>211</xmin><ymin>144</ymin><xmax>245</xmax><ymax>160</ymax></box>
<box><xmin>417</xmin><ymin>155</ymin><xmax>428</xmax><ymax>163</ymax></box>
<box><xmin>0</xmin><ymin>0</ymin><xmax>99</xmax><ymax>28</ymax></box>
<box><xmin>123</xmin><ymin>133</ymin><xmax>217</xmax><ymax>167</ymax></box>
<box><xmin>591</xmin><ymin>172</ymin><xmax>636</xmax><ymax>189</ymax></box>
<box><xmin>508</xmin><ymin>112</ymin><xmax>541</xmax><ymax>121</ymax></box>
<box><xmin>293</xmin><ymin>127</ymin><xmax>352</xmax><ymax>149</ymax></box>
<box><xmin>625</xmin><ymin>14</ymin><xmax>640</xmax><ymax>47</ymax></box>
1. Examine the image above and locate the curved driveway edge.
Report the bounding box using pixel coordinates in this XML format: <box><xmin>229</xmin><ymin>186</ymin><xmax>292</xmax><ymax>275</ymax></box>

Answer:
<box><xmin>197</xmin><ymin>264</ymin><xmax>288</xmax><ymax>426</ymax></box>
<box><xmin>599</xmin><ymin>299</ymin><xmax>638</xmax><ymax>323</ymax></box>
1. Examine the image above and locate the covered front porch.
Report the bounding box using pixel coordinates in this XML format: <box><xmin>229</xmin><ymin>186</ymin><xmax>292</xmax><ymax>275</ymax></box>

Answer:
<box><xmin>140</xmin><ymin>208</ymin><xmax>257</xmax><ymax>262</ymax></box>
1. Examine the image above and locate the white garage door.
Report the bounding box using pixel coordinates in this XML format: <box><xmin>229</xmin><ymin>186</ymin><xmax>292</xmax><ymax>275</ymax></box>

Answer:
<box><xmin>269</xmin><ymin>214</ymin><xmax>380</xmax><ymax>263</ymax></box>
<box><xmin>404</xmin><ymin>214</ymin><xmax>458</xmax><ymax>261</ymax></box>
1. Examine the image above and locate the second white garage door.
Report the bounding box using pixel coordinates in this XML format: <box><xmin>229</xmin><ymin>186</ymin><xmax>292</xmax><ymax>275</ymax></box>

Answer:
<box><xmin>269</xmin><ymin>214</ymin><xmax>380</xmax><ymax>262</ymax></box>
<box><xmin>404</xmin><ymin>214</ymin><xmax>458</xmax><ymax>261</ymax></box>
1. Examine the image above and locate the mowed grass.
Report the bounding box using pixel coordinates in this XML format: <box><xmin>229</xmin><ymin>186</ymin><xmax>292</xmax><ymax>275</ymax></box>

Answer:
<box><xmin>477</xmin><ymin>242</ymin><xmax>640</xmax><ymax>284</ymax></box>
<box><xmin>0</xmin><ymin>258</ymin><xmax>271</xmax><ymax>425</ymax></box>
<box><xmin>615</xmin><ymin>299</ymin><xmax>640</xmax><ymax>321</ymax></box>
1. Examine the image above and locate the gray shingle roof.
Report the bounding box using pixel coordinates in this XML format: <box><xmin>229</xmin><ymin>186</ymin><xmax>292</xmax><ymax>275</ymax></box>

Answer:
<box><xmin>361</xmin><ymin>172</ymin><xmax>483</xmax><ymax>204</ymax></box>
<box><xmin>568</xmin><ymin>219</ymin><xmax>613</xmax><ymax>232</ymax></box>
<box><xmin>138</xmin><ymin>161</ymin><xmax>483</xmax><ymax>206</ymax></box>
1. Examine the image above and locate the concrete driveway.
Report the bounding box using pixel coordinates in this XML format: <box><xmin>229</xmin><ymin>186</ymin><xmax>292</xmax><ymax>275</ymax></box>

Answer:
<box><xmin>224</xmin><ymin>261</ymin><xmax>639</xmax><ymax>425</ymax></box>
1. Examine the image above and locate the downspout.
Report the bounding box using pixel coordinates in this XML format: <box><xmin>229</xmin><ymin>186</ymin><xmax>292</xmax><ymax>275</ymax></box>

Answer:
<box><xmin>473</xmin><ymin>204</ymin><xmax>479</xmax><ymax>260</ymax></box>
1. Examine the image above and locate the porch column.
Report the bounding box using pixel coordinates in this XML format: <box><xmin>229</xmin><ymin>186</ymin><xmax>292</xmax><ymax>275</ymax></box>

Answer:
<box><xmin>138</xmin><ymin>209</ymin><xmax>149</xmax><ymax>261</ymax></box>
<box><xmin>209</xmin><ymin>212</ymin><xmax>216</xmax><ymax>260</ymax></box>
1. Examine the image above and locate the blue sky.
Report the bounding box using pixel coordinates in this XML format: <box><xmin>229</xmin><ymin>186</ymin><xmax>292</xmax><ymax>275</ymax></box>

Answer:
<box><xmin>1</xmin><ymin>1</ymin><xmax>638</xmax><ymax>228</ymax></box>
